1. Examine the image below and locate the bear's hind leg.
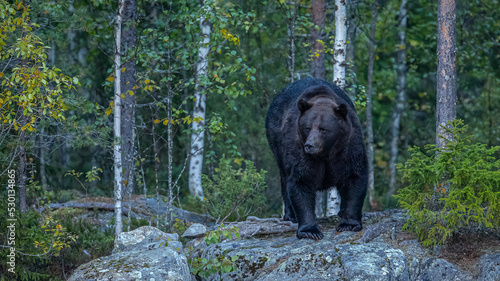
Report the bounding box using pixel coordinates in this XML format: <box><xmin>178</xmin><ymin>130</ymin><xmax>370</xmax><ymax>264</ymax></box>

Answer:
<box><xmin>336</xmin><ymin>176</ymin><xmax>366</xmax><ymax>232</ymax></box>
<box><xmin>280</xmin><ymin>169</ymin><xmax>297</xmax><ymax>223</ymax></box>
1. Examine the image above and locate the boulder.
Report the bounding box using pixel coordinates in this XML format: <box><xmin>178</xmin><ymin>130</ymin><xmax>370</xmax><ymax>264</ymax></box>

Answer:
<box><xmin>478</xmin><ymin>253</ymin><xmax>500</xmax><ymax>281</ymax></box>
<box><xmin>113</xmin><ymin>226</ymin><xmax>181</xmax><ymax>254</ymax></box>
<box><xmin>69</xmin><ymin>226</ymin><xmax>192</xmax><ymax>281</ymax></box>
<box><xmin>182</xmin><ymin>223</ymin><xmax>208</xmax><ymax>238</ymax></box>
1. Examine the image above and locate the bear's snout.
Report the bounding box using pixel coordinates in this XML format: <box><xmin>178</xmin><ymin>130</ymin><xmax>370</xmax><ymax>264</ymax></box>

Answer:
<box><xmin>304</xmin><ymin>140</ymin><xmax>321</xmax><ymax>155</ymax></box>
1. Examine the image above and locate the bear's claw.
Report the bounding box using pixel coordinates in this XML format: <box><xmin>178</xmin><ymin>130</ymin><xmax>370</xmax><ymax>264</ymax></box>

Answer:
<box><xmin>336</xmin><ymin>222</ymin><xmax>362</xmax><ymax>232</ymax></box>
<box><xmin>297</xmin><ymin>225</ymin><xmax>324</xmax><ymax>240</ymax></box>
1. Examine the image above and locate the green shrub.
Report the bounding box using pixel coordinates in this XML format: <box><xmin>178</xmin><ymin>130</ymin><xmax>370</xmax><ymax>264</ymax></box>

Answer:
<box><xmin>395</xmin><ymin>120</ymin><xmax>500</xmax><ymax>246</ymax></box>
<box><xmin>201</xmin><ymin>156</ymin><xmax>267</xmax><ymax>223</ymax></box>
<box><xmin>188</xmin><ymin>225</ymin><xmax>240</xmax><ymax>278</ymax></box>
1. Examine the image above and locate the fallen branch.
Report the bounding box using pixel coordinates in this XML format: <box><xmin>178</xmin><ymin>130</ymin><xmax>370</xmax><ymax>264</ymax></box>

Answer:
<box><xmin>221</xmin><ymin>216</ymin><xmax>298</xmax><ymax>238</ymax></box>
<box><xmin>38</xmin><ymin>202</ymin><xmax>138</xmax><ymax>217</ymax></box>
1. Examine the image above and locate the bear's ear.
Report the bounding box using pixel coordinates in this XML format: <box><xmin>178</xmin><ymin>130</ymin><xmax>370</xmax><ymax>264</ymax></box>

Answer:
<box><xmin>297</xmin><ymin>99</ymin><xmax>311</xmax><ymax>113</ymax></box>
<box><xmin>334</xmin><ymin>104</ymin><xmax>348</xmax><ymax>120</ymax></box>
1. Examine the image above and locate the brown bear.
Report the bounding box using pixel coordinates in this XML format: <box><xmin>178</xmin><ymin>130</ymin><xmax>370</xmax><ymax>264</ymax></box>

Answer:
<box><xmin>265</xmin><ymin>78</ymin><xmax>367</xmax><ymax>240</ymax></box>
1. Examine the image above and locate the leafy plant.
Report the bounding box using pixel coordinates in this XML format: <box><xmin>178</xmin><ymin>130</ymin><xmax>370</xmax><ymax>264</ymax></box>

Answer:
<box><xmin>395</xmin><ymin>120</ymin><xmax>500</xmax><ymax>246</ymax></box>
<box><xmin>189</xmin><ymin>225</ymin><xmax>240</xmax><ymax>278</ymax></box>
<box><xmin>201</xmin><ymin>156</ymin><xmax>267</xmax><ymax>223</ymax></box>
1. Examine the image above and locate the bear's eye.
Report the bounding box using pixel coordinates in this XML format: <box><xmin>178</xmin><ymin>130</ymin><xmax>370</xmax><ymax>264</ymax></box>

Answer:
<box><xmin>319</xmin><ymin>128</ymin><xmax>328</xmax><ymax>133</ymax></box>
<box><xmin>304</xmin><ymin>128</ymin><xmax>311</xmax><ymax>134</ymax></box>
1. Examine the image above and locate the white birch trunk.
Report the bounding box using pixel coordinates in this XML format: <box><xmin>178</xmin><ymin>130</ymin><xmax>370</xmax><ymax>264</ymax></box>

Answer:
<box><xmin>189</xmin><ymin>1</ymin><xmax>211</xmax><ymax>200</ymax></box>
<box><xmin>113</xmin><ymin>0</ymin><xmax>124</xmax><ymax>237</ymax></box>
<box><xmin>326</xmin><ymin>0</ymin><xmax>347</xmax><ymax>217</ymax></box>
<box><xmin>332</xmin><ymin>0</ymin><xmax>347</xmax><ymax>89</ymax></box>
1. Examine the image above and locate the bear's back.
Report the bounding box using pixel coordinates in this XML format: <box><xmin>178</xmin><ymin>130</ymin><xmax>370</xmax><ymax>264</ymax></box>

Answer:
<box><xmin>267</xmin><ymin>78</ymin><xmax>355</xmax><ymax>123</ymax></box>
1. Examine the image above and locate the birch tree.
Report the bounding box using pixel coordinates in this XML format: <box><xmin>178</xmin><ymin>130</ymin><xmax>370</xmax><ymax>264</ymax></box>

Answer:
<box><xmin>113</xmin><ymin>0</ymin><xmax>125</xmax><ymax>236</ymax></box>
<box><xmin>436</xmin><ymin>0</ymin><xmax>457</xmax><ymax>151</ymax></box>
<box><xmin>332</xmin><ymin>0</ymin><xmax>347</xmax><ymax>89</ymax></box>
<box><xmin>366</xmin><ymin>0</ymin><xmax>378</xmax><ymax>210</ymax></box>
<box><xmin>326</xmin><ymin>0</ymin><xmax>348</xmax><ymax>217</ymax></box>
<box><xmin>189</xmin><ymin>0</ymin><xmax>211</xmax><ymax>200</ymax></box>
<box><xmin>388</xmin><ymin>0</ymin><xmax>407</xmax><ymax>200</ymax></box>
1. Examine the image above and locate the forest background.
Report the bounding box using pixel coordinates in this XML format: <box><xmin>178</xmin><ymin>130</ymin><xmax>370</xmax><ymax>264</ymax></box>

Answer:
<box><xmin>0</xmin><ymin>0</ymin><xmax>499</xmax><ymax>279</ymax></box>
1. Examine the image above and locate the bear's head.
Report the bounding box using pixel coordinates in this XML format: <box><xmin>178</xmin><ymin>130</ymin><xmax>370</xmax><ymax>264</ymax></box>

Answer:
<box><xmin>297</xmin><ymin>88</ymin><xmax>349</xmax><ymax>157</ymax></box>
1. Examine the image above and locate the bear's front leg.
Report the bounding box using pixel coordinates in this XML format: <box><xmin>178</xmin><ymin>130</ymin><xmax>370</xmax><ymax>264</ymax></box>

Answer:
<box><xmin>287</xmin><ymin>182</ymin><xmax>324</xmax><ymax>240</ymax></box>
<box><xmin>337</xmin><ymin>176</ymin><xmax>366</xmax><ymax>232</ymax></box>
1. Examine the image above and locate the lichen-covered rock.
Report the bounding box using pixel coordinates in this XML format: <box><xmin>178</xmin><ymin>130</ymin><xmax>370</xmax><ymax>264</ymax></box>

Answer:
<box><xmin>68</xmin><ymin>246</ymin><xmax>193</xmax><ymax>281</ymax></box>
<box><xmin>478</xmin><ymin>253</ymin><xmax>500</xmax><ymax>281</ymax></box>
<box><xmin>202</xmin><ymin>229</ymin><xmax>409</xmax><ymax>281</ymax></box>
<box><xmin>338</xmin><ymin>243</ymin><xmax>409</xmax><ymax>281</ymax></box>
<box><xmin>113</xmin><ymin>226</ymin><xmax>180</xmax><ymax>254</ymax></box>
<box><xmin>411</xmin><ymin>258</ymin><xmax>472</xmax><ymax>281</ymax></box>
<box><xmin>182</xmin><ymin>223</ymin><xmax>207</xmax><ymax>238</ymax></box>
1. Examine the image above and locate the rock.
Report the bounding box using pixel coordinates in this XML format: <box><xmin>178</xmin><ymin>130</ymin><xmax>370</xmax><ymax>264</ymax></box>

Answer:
<box><xmin>399</xmin><ymin>239</ymin><xmax>426</xmax><ymax>259</ymax></box>
<box><xmin>201</xmin><ymin>229</ymin><xmax>409</xmax><ymax>281</ymax></box>
<box><xmin>338</xmin><ymin>243</ymin><xmax>409</xmax><ymax>281</ymax></box>
<box><xmin>68</xmin><ymin>246</ymin><xmax>193</xmax><ymax>281</ymax></box>
<box><xmin>113</xmin><ymin>226</ymin><xmax>180</xmax><ymax>254</ymax></box>
<box><xmin>411</xmin><ymin>258</ymin><xmax>472</xmax><ymax>281</ymax></box>
<box><xmin>69</xmin><ymin>226</ymin><xmax>192</xmax><ymax>281</ymax></box>
<box><xmin>356</xmin><ymin>222</ymin><xmax>397</xmax><ymax>243</ymax></box>
<box><xmin>478</xmin><ymin>253</ymin><xmax>500</xmax><ymax>281</ymax></box>
<box><xmin>182</xmin><ymin>223</ymin><xmax>207</xmax><ymax>238</ymax></box>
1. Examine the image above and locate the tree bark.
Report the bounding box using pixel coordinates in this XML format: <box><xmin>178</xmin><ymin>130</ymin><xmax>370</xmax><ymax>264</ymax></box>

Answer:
<box><xmin>120</xmin><ymin>0</ymin><xmax>137</xmax><ymax>197</ymax></box>
<box><xmin>346</xmin><ymin>0</ymin><xmax>358</xmax><ymax>99</ymax></box>
<box><xmin>436</xmin><ymin>0</ymin><xmax>457</xmax><ymax>150</ymax></box>
<box><xmin>388</xmin><ymin>0</ymin><xmax>407</xmax><ymax>200</ymax></box>
<box><xmin>17</xmin><ymin>114</ymin><xmax>27</xmax><ymax>213</ymax></box>
<box><xmin>39</xmin><ymin>128</ymin><xmax>48</xmax><ymax>191</ymax></box>
<box><xmin>332</xmin><ymin>0</ymin><xmax>347</xmax><ymax>89</ymax></box>
<box><xmin>311</xmin><ymin>0</ymin><xmax>326</xmax><ymax>80</ymax></box>
<box><xmin>326</xmin><ymin>0</ymin><xmax>348</xmax><ymax>217</ymax></box>
<box><xmin>366</xmin><ymin>0</ymin><xmax>378</xmax><ymax>210</ymax></box>
<box><xmin>311</xmin><ymin>0</ymin><xmax>327</xmax><ymax>218</ymax></box>
<box><xmin>113</xmin><ymin>0</ymin><xmax>125</xmax><ymax>237</ymax></box>
<box><xmin>189</xmin><ymin>0</ymin><xmax>211</xmax><ymax>200</ymax></box>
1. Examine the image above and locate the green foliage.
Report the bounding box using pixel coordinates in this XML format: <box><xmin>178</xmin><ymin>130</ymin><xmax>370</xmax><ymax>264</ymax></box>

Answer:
<box><xmin>204</xmin><ymin>224</ymin><xmax>241</xmax><ymax>245</ymax></box>
<box><xmin>395</xmin><ymin>120</ymin><xmax>500</xmax><ymax>246</ymax></box>
<box><xmin>0</xmin><ymin>204</ymin><xmax>77</xmax><ymax>279</ymax></box>
<box><xmin>0</xmin><ymin>0</ymin><xmax>77</xmax><ymax>132</ymax></box>
<box><xmin>190</xmin><ymin>254</ymin><xmax>239</xmax><ymax>278</ymax></box>
<box><xmin>201</xmin><ymin>156</ymin><xmax>267</xmax><ymax>223</ymax></box>
<box><xmin>189</xmin><ymin>225</ymin><xmax>240</xmax><ymax>278</ymax></box>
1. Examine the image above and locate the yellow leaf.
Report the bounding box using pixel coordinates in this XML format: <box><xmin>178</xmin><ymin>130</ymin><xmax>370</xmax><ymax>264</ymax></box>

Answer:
<box><xmin>121</xmin><ymin>67</ymin><xmax>126</xmax><ymax>72</ymax></box>
<box><xmin>145</xmin><ymin>79</ymin><xmax>151</xmax><ymax>84</ymax></box>
<box><xmin>154</xmin><ymin>119</ymin><xmax>161</xmax><ymax>124</ymax></box>
<box><xmin>128</xmin><ymin>90</ymin><xmax>134</xmax><ymax>96</ymax></box>
<box><xmin>108</xmin><ymin>76</ymin><xmax>114</xmax><ymax>82</ymax></box>
<box><xmin>0</xmin><ymin>72</ymin><xmax>3</xmax><ymax>78</ymax></box>
<box><xmin>120</xmin><ymin>93</ymin><xmax>125</xmax><ymax>98</ymax></box>
<box><xmin>162</xmin><ymin>119</ymin><xmax>168</xmax><ymax>126</ymax></box>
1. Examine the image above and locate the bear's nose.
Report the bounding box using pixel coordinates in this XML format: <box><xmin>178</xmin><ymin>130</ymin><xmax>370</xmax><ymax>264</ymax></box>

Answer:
<box><xmin>304</xmin><ymin>143</ymin><xmax>314</xmax><ymax>153</ymax></box>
